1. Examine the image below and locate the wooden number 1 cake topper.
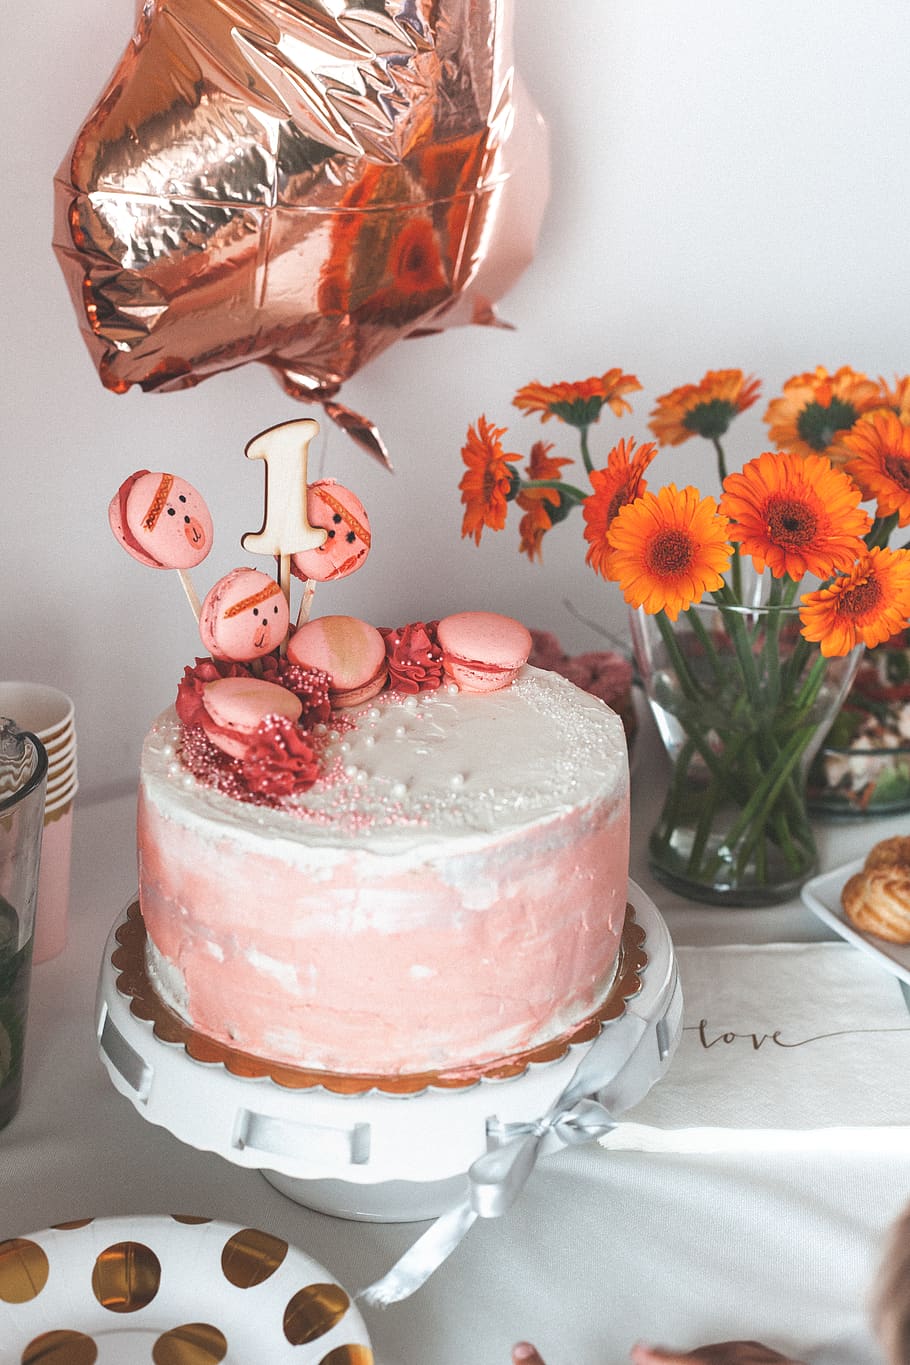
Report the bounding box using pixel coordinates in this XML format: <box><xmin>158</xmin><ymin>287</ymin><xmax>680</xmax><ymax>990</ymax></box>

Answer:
<box><xmin>242</xmin><ymin>419</ymin><xmax>327</xmax><ymax>641</ymax></box>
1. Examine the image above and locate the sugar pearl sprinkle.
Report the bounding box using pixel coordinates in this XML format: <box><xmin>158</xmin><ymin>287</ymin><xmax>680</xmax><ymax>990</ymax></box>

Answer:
<box><xmin>164</xmin><ymin>673</ymin><xmax>624</xmax><ymax>838</ymax></box>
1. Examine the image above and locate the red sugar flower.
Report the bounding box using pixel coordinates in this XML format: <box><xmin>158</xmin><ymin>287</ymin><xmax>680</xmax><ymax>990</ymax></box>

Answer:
<box><xmin>381</xmin><ymin>621</ymin><xmax>445</xmax><ymax>694</ymax></box>
<box><xmin>274</xmin><ymin>658</ymin><xmax>333</xmax><ymax>727</ymax></box>
<box><xmin>240</xmin><ymin>716</ymin><xmax>321</xmax><ymax>797</ymax></box>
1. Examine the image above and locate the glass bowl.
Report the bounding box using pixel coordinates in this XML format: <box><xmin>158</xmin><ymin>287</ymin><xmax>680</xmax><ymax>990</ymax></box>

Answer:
<box><xmin>808</xmin><ymin>631</ymin><xmax>910</xmax><ymax>817</ymax></box>
<box><xmin>807</xmin><ymin>738</ymin><xmax>910</xmax><ymax>817</ymax></box>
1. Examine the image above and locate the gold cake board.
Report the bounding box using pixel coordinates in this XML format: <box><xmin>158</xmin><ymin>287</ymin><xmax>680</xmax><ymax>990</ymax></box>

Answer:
<box><xmin>111</xmin><ymin>901</ymin><xmax>648</xmax><ymax>1097</ymax></box>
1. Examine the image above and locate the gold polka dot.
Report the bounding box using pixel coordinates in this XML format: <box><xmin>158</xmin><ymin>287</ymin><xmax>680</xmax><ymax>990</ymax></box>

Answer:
<box><xmin>0</xmin><ymin>1238</ymin><xmax>49</xmax><ymax>1303</ymax></box>
<box><xmin>152</xmin><ymin>1322</ymin><xmax>228</xmax><ymax>1364</ymax></box>
<box><xmin>53</xmin><ymin>1219</ymin><xmax>95</xmax><ymax>1230</ymax></box>
<box><xmin>283</xmin><ymin>1282</ymin><xmax>350</xmax><ymax>1345</ymax></box>
<box><xmin>220</xmin><ymin>1228</ymin><xmax>287</xmax><ymax>1288</ymax></box>
<box><xmin>318</xmin><ymin>1347</ymin><xmax>374</xmax><ymax>1365</ymax></box>
<box><xmin>21</xmin><ymin>1329</ymin><xmax>98</xmax><ymax>1364</ymax></box>
<box><xmin>171</xmin><ymin>1215</ymin><xmax>213</xmax><ymax>1225</ymax></box>
<box><xmin>92</xmin><ymin>1241</ymin><xmax>161</xmax><ymax>1313</ymax></box>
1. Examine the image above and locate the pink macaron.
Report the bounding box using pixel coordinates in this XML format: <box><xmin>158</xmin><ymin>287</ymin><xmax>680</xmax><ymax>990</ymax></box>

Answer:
<box><xmin>436</xmin><ymin>612</ymin><xmax>532</xmax><ymax>692</ymax></box>
<box><xmin>200</xmin><ymin>676</ymin><xmax>303</xmax><ymax>758</ymax></box>
<box><xmin>289</xmin><ymin>480</ymin><xmax>372</xmax><ymax>583</ymax></box>
<box><xmin>287</xmin><ymin>615</ymin><xmax>388</xmax><ymax>708</ymax></box>
<box><xmin>109</xmin><ymin>470</ymin><xmax>213</xmax><ymax>569</ymax></box>
<box><xmin>200</xmin><ymin>568</ymin><xmax>290</xmax><ymax>661</ymax></box>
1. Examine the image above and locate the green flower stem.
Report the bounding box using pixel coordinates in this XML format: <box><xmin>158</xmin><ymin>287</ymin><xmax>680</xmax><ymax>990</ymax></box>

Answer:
<box><xmin>780</xmin><ymin>632</ymin><xmax>813</xmax><ymax>697</ymax></box>
<box><xmin>731</xmin><ymin>725</ymin><xmax>819</xmax><ymax>878</ymax></box>
<box><xmin>763</xmin><ymin>582</ymin><xmax>784</xmax><ymax>706</ymax></box>
<box><xmin>580</xmin><ymin>426</ymin><xmax>595</xmax><ymax>476</ymax></box>
<box><xmin>656</xmin><ymin>736</ymin><xmax>699</xmax><ymax>833</ymax></box>
<box><xmin>519</xmin><ymin>479</ymin><xmax>589</xmax><ymax>503</ymax></box>
<box><xmin>683</xmin><ymin>605</ymin><xmax>727</xmax><ymax>687</ymax></box>
<box><xmin>866</xmin><ymin>512</ymin><xmax>899</xmax><ymax>551</ymax></box>
<box><xmin>661</xmin><ymin>604</ymin><xmax>829</xmax><ymax>885</ymax></box>
<box><xmin>685</xmin><ymin>730</ymin><xmax>753</xmax><ymax>873</ymax></box>
<box><xmin>793</xmin><ymin>650</ymin><xmax>828</xmax><ymax>712</ymax></box>
<box><xmin>650</xmin><ymin>616</ymin><xmax>737</xmax><ymax>785</ymax></box>
<box><xmin>693</xmin><ymin>730</ymin><xmax>806</xmax><ymax>882</ymax></box>
<box><xmin>712</xmin><ymin>437</ymin><xmax>729</xmax><ymax>486</ymax></box>
<box><xmin>704</xmin><ymin>653</ymin><xmax>827</xmax><ymax>880</ymax></box>
<box><xmin>655</xmin><ymin>611</ymin><xmax>704</xmax><ymax>704</ymax></box>
<box><xmin>712</xmin><ymin>592</ymin><xmax>763</xmax><ymax>709</ymax></box>
<box><xmin>711</xmin><ymin>436</ymin><xmax>743</xmax><ymax>599</ymax></box>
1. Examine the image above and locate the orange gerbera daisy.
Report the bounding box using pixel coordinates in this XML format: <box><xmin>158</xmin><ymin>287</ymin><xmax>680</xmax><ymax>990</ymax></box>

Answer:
<box><xmin>513</xmin><ymin>369</ymin><xmax>641</xmax><ymax>429</ymax></box>
<box><xmin>877</xmin><ymin>373</ymin><xmax>910</xmax><ymax>424</ymax></box>
<box><xmin>517</xmin><ymin>499</ymin><xmax>553</xmax><ymax>563</ymax></box>
<box><xmin>763</xmin><ymin>365</ymin><xmax>882</xmax><ymax>466</ymax></box>
<box><xmin>719</xmin><ymin>451</ymin><xmax>871</xmax><ymax>581</ymax></box>
<box><xmin>842</xmin><ymin>410</ymin><xmax>910</xmax><ymax>526</ymax></box>
<box><xmin>583</xmin><ymin>437</ymin><xmax>658</xmax><ymax>579</ymax></box>
<box><xmin>648</xmin><ymin>370</ymin><xmax>761</xmax><ymax>446</ymax></box>
<box><xmin>800</xmin><ymin>547</ymin><xmax>910</xmax><ymax>657</ymax></box>
<box><xmin>515</xmin><ymin>440</ymin><xmax>574</xmax><ymax>562</ymax></box>
<box><xmin>606</xmin><ymin>484</ymin><xmax>732</xmax><ymax>621</ymax></box>
<box><xmin>459</xmin><ymin>416</ymin><xmax>520</xmax><ymax>545</ymax></box>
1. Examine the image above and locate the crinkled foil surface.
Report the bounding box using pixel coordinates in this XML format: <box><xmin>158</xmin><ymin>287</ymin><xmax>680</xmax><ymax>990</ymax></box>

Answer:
<box><xmin>53</xmin><ymin>0</ymin><xmax>549</xmax><ymax>456</ymax></box>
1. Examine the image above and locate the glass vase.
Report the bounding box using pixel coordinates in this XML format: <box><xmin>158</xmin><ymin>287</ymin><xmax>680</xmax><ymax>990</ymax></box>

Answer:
<box><xmin>631</xmin><ymin>596</ymin><xmax>863</xmax><ymax>907</ymax></box>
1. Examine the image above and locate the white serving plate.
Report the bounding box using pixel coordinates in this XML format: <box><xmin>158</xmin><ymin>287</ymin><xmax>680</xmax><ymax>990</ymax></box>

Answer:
<box><xmin>801</xmin><ymin>859</ymin><xmax>910</xmax><ymax>986</ymax></box>
<box><xmin>0</xmin><ymin>1215</ymin><xmax>372</xmax><ymax>1364</ymax></box>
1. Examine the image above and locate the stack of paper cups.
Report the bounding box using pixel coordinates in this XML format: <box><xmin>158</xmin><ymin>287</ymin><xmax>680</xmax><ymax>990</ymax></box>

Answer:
<box><xmin>0</xmin><ymin>683</ymin><xmax>76</xmax><ymax>963</ymax></box>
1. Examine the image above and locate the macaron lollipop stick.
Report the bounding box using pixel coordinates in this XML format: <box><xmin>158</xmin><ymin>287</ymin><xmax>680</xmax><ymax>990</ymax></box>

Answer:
<box><xmin>297</xmin><ymin>578</ymin><xmax>317</xmax><ymax>629</ymax></box>
<box><xmin>176</xmin><ymin>570</ymin><xmax>201</xmax><ymax>621</ymax></box>
<box><xmin>241</xmin><ymin>419</ymin><xmax>328</xmax><ymax>648</ymax></box>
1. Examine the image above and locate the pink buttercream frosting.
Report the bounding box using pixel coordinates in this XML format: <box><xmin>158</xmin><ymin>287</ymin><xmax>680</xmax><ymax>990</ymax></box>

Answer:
<box><xmin>137</xmin><ymin>668</ymin><xmax>630</xmax><ymax>1077</ymax></box>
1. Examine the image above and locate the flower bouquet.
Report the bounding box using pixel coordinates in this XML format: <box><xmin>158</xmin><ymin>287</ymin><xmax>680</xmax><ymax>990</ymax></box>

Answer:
<box><xmin>458</xmin><ymin>365</ymin><xmax>910</xmax><ymax>905</ymax></box>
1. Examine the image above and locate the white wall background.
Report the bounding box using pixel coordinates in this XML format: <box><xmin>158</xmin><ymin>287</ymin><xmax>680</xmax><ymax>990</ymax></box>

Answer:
<box><xmin>2</xmin><ymin>1</ymin><xmax>909</xmax><ymax>799</ymax></box>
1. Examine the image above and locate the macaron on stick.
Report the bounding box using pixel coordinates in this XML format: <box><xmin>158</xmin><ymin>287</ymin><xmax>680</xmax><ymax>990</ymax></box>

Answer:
<box><xmin>241</xmin><ymin>419</ymin><xmax>328</xmax><ymax>650</ymax></box>
<box><xmin>109</xmin><ymin>470</ymin><xmax>213</xmax><ymax>621</ymax></box>
<box><xmin>199</xmin><ymin>568</ymin><xmax>291</xmax><ymax>665</ymax></box>
<box><xmin>289</xmin><ymin>478</ymin><xmax>373</xmax><ymax>629</ymax></box>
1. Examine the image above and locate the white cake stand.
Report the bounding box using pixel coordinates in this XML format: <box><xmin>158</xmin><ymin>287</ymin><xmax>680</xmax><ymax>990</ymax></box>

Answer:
<box><xmin>95</xmin><ymin>881</ymin><xmax>682</xmax><ymax>1222</ymax></box>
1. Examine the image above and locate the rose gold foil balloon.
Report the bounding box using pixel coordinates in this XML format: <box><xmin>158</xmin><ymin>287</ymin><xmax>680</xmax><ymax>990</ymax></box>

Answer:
<box><xmin>53</xmin><ymin>0</ymin><xmax>549</xmax><ymax>464</ymax></box>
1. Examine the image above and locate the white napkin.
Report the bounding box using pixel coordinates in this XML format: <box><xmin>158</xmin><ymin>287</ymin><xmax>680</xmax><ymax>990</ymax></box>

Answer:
<box><xmin>602</xmin><ymin>941</ymin><xmax>910</xmax><ymax>1152</ymax></box>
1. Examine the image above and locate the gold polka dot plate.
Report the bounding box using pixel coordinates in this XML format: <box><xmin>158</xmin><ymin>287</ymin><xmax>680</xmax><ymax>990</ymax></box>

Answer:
<box><xmin>0</xmin><ymin>1216</ymin><xmax>373</xmax><ymax>1364</ymax></box>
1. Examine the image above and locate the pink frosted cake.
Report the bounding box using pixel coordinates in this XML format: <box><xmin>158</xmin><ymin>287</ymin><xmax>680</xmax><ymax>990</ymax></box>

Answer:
<box><xmin>137</xmin><ymin>663</ymin><xmax>630</xmax><ymax>1079</ymax></box>
<box><xmin>111</xmin><ymin>430</ymin><xmax>631</xmax><ymax>1082</ymax></box>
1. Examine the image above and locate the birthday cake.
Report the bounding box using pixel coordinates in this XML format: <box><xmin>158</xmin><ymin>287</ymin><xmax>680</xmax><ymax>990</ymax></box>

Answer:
<box><xmin>113</xmin><ymin>422</ymin><xmax>631</xmax><ymax>1081</ymax></box>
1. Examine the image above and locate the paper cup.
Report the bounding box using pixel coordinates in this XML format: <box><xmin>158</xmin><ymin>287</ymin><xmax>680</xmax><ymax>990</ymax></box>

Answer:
<box><xmin>46</xmin><ymin>760</ymin><xmax>77</xmax><ymax>787</ymax></box>
<box><xmin>44</xmin><ymin>783</ymin><xmax>78</xmax><ymax>816</ymax></box>
<box><xmin>46</xmin><ymin>753</ymin><xmax>77</xmax><ymax>786</ymax></box>
<box><xmin>34</xmin><ymin>799</ymin><xmax>75</xmax><ymax>964</ymax></box>
<box><xmin>45</xmin><ymin>748</ymin><xmax>77</xmax><ymax>780</ymax></box>
<box><xmin>0</xmin><ymin>683</ymin><xmax>74</xmax><ymax>742</ymax></box>
<box><xmin>45</xmin><ymin>763</ymin><xmax>77</xmax><ymax>789</ymax></box>
<box><xmin>0</xmin><ymin>726</ymin><xmax>47</xmax><ymax>1127</ymax></box>
<box><xmin>45</xmin><ymin>775</ymin><xmax>77</xmax><ymax>806</ymax></box>
<box><xmin>44</xmin><ymin>731</ymin><xmax>76</xmax><ymax>759</ymax></box>
<box><xmin>37</xmin><ymin>720</ymin><xmax>74</xmax><ymax>749</ymax></box>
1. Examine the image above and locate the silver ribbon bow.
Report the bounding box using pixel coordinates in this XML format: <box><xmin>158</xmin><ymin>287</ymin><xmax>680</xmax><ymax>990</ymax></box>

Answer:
<box><xmin>359</xmin><ymin>1010</ymin><xmax>649</xmax><ymax>1307</ymax></box>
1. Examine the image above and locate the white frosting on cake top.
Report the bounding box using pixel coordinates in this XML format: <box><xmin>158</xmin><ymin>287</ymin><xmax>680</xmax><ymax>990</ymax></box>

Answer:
<box><xmin>141</xmin><ymin>666</ymin><xmax>628</xmax><ymax>855</ymax></box>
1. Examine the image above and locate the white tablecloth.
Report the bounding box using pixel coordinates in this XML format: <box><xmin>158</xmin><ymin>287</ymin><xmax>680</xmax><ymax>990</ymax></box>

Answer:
<box><xmin>3</xmin><ymin>714</ymin><xmax>910</xmax><ymax>1364</ymax></box>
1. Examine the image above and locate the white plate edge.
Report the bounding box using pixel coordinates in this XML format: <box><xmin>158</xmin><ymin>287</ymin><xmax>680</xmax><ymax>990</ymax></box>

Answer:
<box><xmin>801</xmin><ymin>859</ymin><xmax>910</xmax><ymax>986</ymax></box>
